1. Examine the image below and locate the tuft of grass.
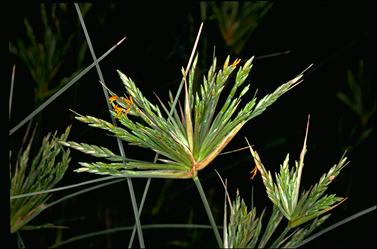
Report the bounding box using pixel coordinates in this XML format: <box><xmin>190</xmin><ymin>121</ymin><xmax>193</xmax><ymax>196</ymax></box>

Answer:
<box><xmin>207</xmin><ymin>1</ymin><xmax>273</xmax><ymax>55</ymax></box>
<box><xmin>336</xmin><ymin>60</ymin><xmax>376</xmax><ymax>151</ymax></box>
<box><xmin>10</xmin><ymin>125</ymin><xmax>72</xmax><ymax>234</ymax></box>
<box><xmin>60</xmin><ymin>34</ymin><xmax>310</xmax><ymax>247</ymax></box>
<box><xmin>221</xmin><ymin>117</ymin><xmax>348</xmax><ymax>248</ymax></box>
<box><xmin>9</xmin><ymin>3</ymin><xmax>90</xmax><ymax>106</ymax></box>
<box><xmin>247</xmin><ymin>118</ymin><xmax>348</xmax><ymax>230</ymax></box>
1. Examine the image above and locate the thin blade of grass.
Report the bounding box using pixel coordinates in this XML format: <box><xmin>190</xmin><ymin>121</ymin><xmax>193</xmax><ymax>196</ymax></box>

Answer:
<box><xmin>49</xmin><ymin>223</ymin><xmax>223</xmax><ymax>248</ymax></box>
<box><xmin>193</xmin><ymin>175</ymin><xmax>223</xmax><ymax>247</ymax></box>
<box><xmin>294</xmin><ymin>205</ymin><xmax>377</xmax><ymax>248</ymax></box>
<box><xmin>9</xmin><ymin>65</ymin><xmax>16</xmax><ymax>120</ymax></box>
<box><xmin>9</xmin><ymin>35</ymin><xmax>126</xmax><ymax>136</ymax></box>
<box><xmin>10</xmin><ymin>176</ymin><xmax>118</xmax><ymax>199</ymax></box>
<box><xmin>257</xmin><ymin>205</ymin><xmax>284</xmax><ymax>248</ymax></box>
<box><xmin>74</xmin><ymin>3</ymin><xmax>144</xmax><ymax>247</ymax></box>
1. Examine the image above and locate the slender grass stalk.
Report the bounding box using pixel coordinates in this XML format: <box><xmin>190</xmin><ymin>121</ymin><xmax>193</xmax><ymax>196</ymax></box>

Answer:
<box><xmin>255</xmin><ymin>50</ymin><xmax>291</xmax><ymax>60</ymax></box>
<box><xmin>294</xmin><ymin>205</ymin><xmax>377</xmax><ymax>248</ymax></box>
<box><xmin>11</xmin><ymin>175</ymin><xmax>118</xmax><ymax>199</ymax></box>
<box><xmin>49</xmin><ymin>223</ymin><xmax>223</xmax><ymax>248</ymax></box>
<box><xmin>269</xmin><ymin>225</ymin><xmax>291</xmax><ymax>248</ymax></box>
<box><xmin>9</xmin><ymin>35</ymin><xmax>126</xmax><ymax>136</ymax></box>
<box><xmin>10</xmin><ymin>65</ymin><xmax>16</xmax><ymax>120</ymax></box>
<box><xmin>17</xmin><ymin>232</ymin><xmax>26</xmax><ymax>248</ymax></box>
<box><xmin>22</xmin><ymin>224</ymin><xmax>69</xmax><ymax>230</ymax></box>
<box><xmin>193</xmin><ymin>176</ymin><xmax>223</xmax><ymax>247</ymax></box>
<box><xmin>44</xmin><ymin>179</ymin><xmax>125</xmax><ymax>211</ymax></box>
<box><xmin>128</xmin><ymin>178</ymin><xmax>151</xmax><ymax>248</ymax></box>
<box><xmin>14</xmin><ymin>119</ymin><xmax>34</xmax><ymax>165</ymax></box>
<box><xmin>223</xmin><ymin>180</ymin><xmax>229</xmax><ymax>248</ymax></box>
<box><xmin>74</xmin><ymin>3</ymin><xmax>144</xmax><ymax>247</ymax></box>
<box><xmin>257</xmin><ymin>206</ymin><xmax>284</xmax><ymax>248</ymax></box>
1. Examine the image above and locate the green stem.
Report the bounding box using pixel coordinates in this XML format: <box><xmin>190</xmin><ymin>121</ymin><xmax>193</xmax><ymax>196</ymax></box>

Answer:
<box><xmin>17</xmin><ymin>231</ymin><xmax>26</xmax><ymax>248</ymax></box>
<box><xmin>11</xmin><ymin>176</ymin><xmax>118</xmax><ymax>199</ymax></box>
<box><xmin>270</xmin><ymin>225</ymin><xmax>291</xmax><ymax>248</ymax></box>
<box><xmin>49</xmin><ymin>223</ymin><xmax>223</xmax><ymax>248</ymax></box>
<box><xmin>9</xmin><ymin>65</ymin><xmax>15</xmax><ymax>120</ymax></box>
<box><xmin>193</xmin><ymin>175</ymin><xmax>223</xmax><ymax>247</ymax></box>
<box><xmin>8</xmin><ymin>35</ymin><xmax>125</xmax><ymax>136</ymax></box>
<box><xmin>74</xmin><ymin>4</ymin><xmax>144</xmax><ymax>247</ymax></box>
<box><xmin>295</xmin><ymin>205</ymin><xmax>377</xmax><ymax>248</ymax></box>
<box><xmin>125</xmin><ymin>178</ymin><xmax>145</xmax><ymax>248</ymax></box>
<box><xmin>128</xmin><ymin>178</ymin><xmax>151</xmax><ymax>248</ymax></box>
<box><xmin>45</xmin><ymin>179</ymin><xmax>125</xmax><ymax>210</ymax></box>
<box><xmin>258</xmin><ymin>205</ymin><xmax>284</xmax><ymax>248</ymax></box>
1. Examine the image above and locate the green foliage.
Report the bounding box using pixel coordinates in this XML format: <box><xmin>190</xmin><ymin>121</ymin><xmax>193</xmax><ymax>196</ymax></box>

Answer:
<box><xmin>63</xmin><ymin>51</ymin><xmax>308</xmax><ymax>179</ymax></box>
<box><xmin>226</xmin><ymin>190</ymin><xmax>264</xmax><ymax>248</ymax></box>
<box><xmin>336</xmin><ymin>60</ymin><xmax>376</xmax><ymax>149</ymax></box>
<box><xmin>337</xmin><ymin>60</ymin><xmax>375</xmax><ymax>125</ymax></box>
<box><xmin>248</xmin><ymin>122</ymin><xmax>347</xmax><ymax>228</ymax></box>
<box><xmin>9</xmin><ymin>3</ymin><xmax>90</xmax><ymax>106</ymax></box>
<box><xmin>223</xmin><ymin>121</ymin><xmax>348</xmax><ymax>248</ymax></box>
<box><xmin>9</xmin><ymin>3</ymin><xmax>369</xmax><ymax>248</ymax></box>
<box><xmin>10</xmin><ymin>126</ymin><xmax>71</xmax><ymax>233</ymax></box>
<box><xmin>206</xmin><ymin>2</ymin><xmax>273</xmax><ymax>55</ymax></box>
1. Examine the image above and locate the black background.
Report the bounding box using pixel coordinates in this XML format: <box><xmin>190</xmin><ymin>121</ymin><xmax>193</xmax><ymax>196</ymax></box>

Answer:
<box><xmin>8</xmin><ymin>2</ymin><xmax>376</xmax><ymax>248</ymax></box>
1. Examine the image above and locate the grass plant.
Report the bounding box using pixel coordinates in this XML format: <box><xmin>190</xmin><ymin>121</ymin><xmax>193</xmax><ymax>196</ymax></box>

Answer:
<box><xmin>10</xmin><ymin>126</ymin><xmax>71</xmax><ymax>234</ymax></box>
<box><xmin>61</xmin><ymin>20</ymin><xmax>311</xmax><ymax>247</ymax></box>
<box><xmin>9</xmin><ymin>3</ymin><xmax>375</xmax><ymax>248</ymax></box>
<box><xmin>222</xmin><ymin>118</ymin><xmax>348</xmax><ymax>248</ymax></box>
